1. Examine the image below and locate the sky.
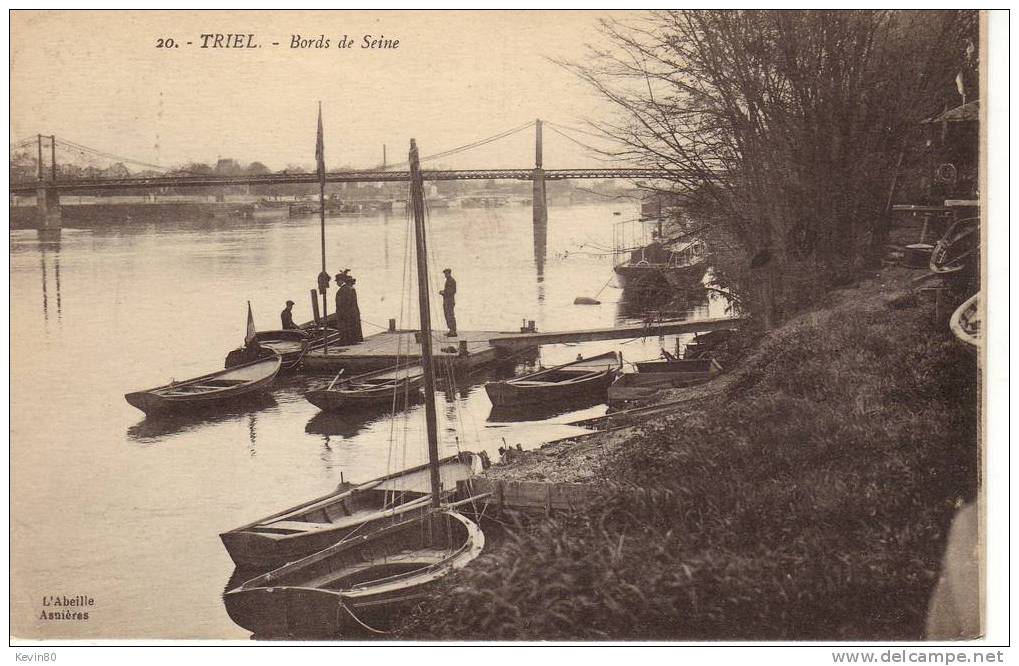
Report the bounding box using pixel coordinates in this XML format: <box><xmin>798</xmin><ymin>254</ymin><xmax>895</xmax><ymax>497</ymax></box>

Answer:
<box><xmin>10</xmin><ymin>10</ymin><xmax>634</xmax><ymax>172</ymax></box>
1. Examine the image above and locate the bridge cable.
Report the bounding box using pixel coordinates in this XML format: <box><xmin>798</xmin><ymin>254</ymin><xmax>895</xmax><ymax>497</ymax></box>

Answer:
<box><xmin>378</xmin><ymin>120</ymin><xmax>535</xmax><ymax>170</ymax></box>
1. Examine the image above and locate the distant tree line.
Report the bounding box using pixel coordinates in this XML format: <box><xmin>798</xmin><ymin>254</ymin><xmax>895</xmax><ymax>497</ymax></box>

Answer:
<box><xmin>565</xmin><ymin>10</ymin><xmax>979</xmax><ymax>327</ymax></box>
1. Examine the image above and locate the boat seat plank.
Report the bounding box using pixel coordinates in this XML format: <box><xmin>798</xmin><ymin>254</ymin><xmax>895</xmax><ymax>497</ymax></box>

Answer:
<box><xmin>302</xmin><ymin>548</ymin><xmax>450</xmax><ymax>589</ymax></box>
<box><xmin>263</xmin><ymin>520</ymin><xmax>332</xmax><ymax>532</ymax></box>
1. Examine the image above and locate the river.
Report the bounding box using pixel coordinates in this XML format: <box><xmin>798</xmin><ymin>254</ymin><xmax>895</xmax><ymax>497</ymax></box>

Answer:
<box><xmin>9</xmin><ymin>201</ymin><xmax>727</xmax><ymax>639</ymax></box>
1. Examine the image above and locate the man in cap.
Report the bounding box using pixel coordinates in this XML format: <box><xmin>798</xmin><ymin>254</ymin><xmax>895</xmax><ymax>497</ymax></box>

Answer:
<box><xmin>280</xmin><ymin>300</ymin><xmax>298</xmax><ymax>330</ymax></box>
<box><xmin>439</xmin><ymin>268</ymin><xmax>457</xmax><ymax>337</ymax></box>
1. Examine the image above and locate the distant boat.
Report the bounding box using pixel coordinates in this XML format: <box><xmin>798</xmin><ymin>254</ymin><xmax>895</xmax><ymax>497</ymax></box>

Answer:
<box><xmin>306</xmin><ymin>363</ymin><xmax>425</xmax><ymax>411</ymax></box>
<box><xmin>223</xmin><ymin>509</ymin><xmax>484</xmax><ymax>638</ymax></box>
<box><xmin>219</xmin><ymin>452</ymin><xmax>479</xmax><ymax>571</ymax></box>
<box><xmin>614</xmin><ymin>238</ymin><xmax>708</xmax><ymax>291</ymax></box>
<box><xmin>124</xmin><ymin>355</ymin><xmax>281</xmax><ymax>416</ymax></box>
<box><xmin>949</xmin><ymin>292</ymin><xmax>980</xmax><ymax>347</ymax></box>
<box><xmin>485</xmin><ymin>351</ymin><xmax>621</xmax><ymax>407</ymax></box>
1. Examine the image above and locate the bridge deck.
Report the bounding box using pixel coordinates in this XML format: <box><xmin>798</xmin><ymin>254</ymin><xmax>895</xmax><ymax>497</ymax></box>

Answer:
<box><xmin>9</xmin><ymin>168</ymin><xmax>673</xmax><ymax>193</ymax></box>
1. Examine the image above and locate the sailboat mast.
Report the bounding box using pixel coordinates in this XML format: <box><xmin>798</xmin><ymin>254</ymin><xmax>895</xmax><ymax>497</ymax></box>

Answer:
<box><xmin>409</xmin><ymin>139</ymin><xmax>443</xmax><ymax>508</ymax></box>
<box><xmin>316</xmin><ymin>102</ymin><xmax>329</xmax><ymax>336</ymax></box>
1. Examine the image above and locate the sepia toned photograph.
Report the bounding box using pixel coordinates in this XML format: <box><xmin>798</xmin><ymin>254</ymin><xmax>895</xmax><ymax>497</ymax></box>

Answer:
<box><xmin>7</xmin><ymin>9</ymin><xmax>1001</xmax><ymax>649</ymax></box>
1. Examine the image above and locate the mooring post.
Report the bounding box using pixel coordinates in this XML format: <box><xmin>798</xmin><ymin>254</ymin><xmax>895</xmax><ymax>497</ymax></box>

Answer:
<box><xmin>532</xmin><ymin>119</ymin><xmax>548</xmax><ymax>271</ymax></box>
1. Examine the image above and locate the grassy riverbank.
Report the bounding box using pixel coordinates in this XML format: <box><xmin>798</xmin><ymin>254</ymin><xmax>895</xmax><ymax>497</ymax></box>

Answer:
<box><xmin>401</xmin><ymin>266</ymin><xmax>980</xmax><ymax>640</ymax></box>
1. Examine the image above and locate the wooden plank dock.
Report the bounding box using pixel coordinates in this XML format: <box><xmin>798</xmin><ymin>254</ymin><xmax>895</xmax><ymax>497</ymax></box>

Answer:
<box><xmin>300</xmin><ymin>316</ymin><xmax>740</xmax><ymax>373</ymax></box>
<box><xmin>487</xmin><ymin>316</ymin><xmax>740</xmax><ymax>352</ymax></box>
<box><xmin>301</xmin><ymin>329</ymin><xmax>531</xmax><ymax>373</ymax></box>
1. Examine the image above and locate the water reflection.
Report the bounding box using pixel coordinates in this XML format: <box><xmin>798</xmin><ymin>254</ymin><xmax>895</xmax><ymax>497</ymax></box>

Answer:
<box><xmin>126</xmin><ymin>393</ymin><xmax>278</xmax><ymax>443</ymax></box>
<box><xmin>304</xmin><ymin>402</ymin><xmax>413</xmax><ymax>439</ymax></box>
<box><xmin>35</xmin><ymin>231</ymin><xmax>64</xmax><ymax>327</ymax></box>
<box><xmin>615</xmin><ymin>284</ymin><xmax>711</xmax><ymax>322</ymax></box>
<box><xmin>487</xmin><ymin>395</ymin><xmax>605</xmax><ymax>423</ymax></box>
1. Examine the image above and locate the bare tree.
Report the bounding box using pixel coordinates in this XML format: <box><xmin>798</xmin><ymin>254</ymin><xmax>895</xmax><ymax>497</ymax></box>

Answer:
<box><xmin>564</xmin><ymin>10</ymin><xmax>976</xmax><ymax>326</ymax></box>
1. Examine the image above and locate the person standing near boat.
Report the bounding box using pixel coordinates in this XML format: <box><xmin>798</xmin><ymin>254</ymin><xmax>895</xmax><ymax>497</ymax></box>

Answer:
<box><xmin>334</xmin><ymin>273</ymin><xmax>364</xmax><ymax>345</ymax></box>
<box><xmin>440</xmin><ymin>268</ymin><xmax>457</xmax><ymax>337</ymax></box>
<box><xmin>280</xmin><ymin>300</ymin><xmax>298</xmax><ymax>330</ymax></box>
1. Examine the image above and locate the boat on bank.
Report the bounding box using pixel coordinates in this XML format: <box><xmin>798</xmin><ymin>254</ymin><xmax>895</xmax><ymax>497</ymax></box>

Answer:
<box><xmin>485</xmin><ymin>351</ymin><xmax>621</xmax><ymax>407</ymax></box>
<box><xmin>949</xmin><ymin>292</ymin><xmax>980</xmax><ymax>347</ymax></box>
<box><xmin>306</xmin><ymin>363</ymin><xmax>425</xmax><ymax>411</ymax></box>
<box><xmin>219</xmin><ymin>452</ymin><xmax>480</xmax><ymax>571</ymax></box>
<box><xmin>124</xmin><ymin>355</ymin><xmax>281</xmax><ymax>416</ymax></box>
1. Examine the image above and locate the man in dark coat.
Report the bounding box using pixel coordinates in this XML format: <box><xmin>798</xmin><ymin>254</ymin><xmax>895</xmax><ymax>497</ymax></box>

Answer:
<box><xmin>280</xmin><ymin>300</ymin><xmax>298</xmax><ymax>329</ymax></box>
<box><xmin>440</xmin><ymin>268</ymin><xmax>457</xmax><ymax>337</ymax></box>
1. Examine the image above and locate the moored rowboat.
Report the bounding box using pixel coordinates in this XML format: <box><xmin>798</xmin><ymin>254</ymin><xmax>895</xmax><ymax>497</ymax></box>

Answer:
<box><xmin>223</xmin><ymin>509</ymin><xmax>484</xmax><ymax>638</ymax></box>
<box><xmin>219</xmin><ymin>452</ymin><xmax>479</xmax><ymax>571</ymax></box>
<box><xmin>484</xmin><ymin>351</ymin><xmax>621</xmax><ymax>407</ymax></box>
<box><xmin>306</xmin><ymin>364</ymin><xmax>425</xmax><ymax>412</ymax></box>
<box><xmin>124</xmin><ymin>355</ymin><xmax>281</xmax><ymax>416</ymax></box>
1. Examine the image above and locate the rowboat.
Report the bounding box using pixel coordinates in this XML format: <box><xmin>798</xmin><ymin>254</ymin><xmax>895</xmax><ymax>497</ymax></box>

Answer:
<box><xmin>223</xmin><ymin>509</ymin><xmax>484</xmax><ymax>638</ymax></box>
<box><xmin>219</xmin><ymin>452</ymin><xmax>479</xmax><ymax>571</ymax></box>
<box><xmin>124</xmin><ymin>355</ymin><xmax>281</xmax><ymax>416</ymax></box>
<box><xmin>306</xmin><ymin>364</ymin><xmax>425</xmax><ymax>412</ymax></box>
<box><xmin>224</xmin><ymin>327</ymin><xmax>343</xmax><ymax>370</ymax></box>
<box><xmin>485</xmin><ymin>351</ymin><xmax>621</xmax><ymax>407</ymax></box>
<box><xmin>609</xmin><ymin>358</ymin><xmax>722</xmax><ymax>403</ymax></box>
<box><xmin>634</xmin><ymin>357</ymin><xmax>722</xmax><ymax>376</ymax></box>
<box><xmin>949</xmin><ymin>292</ymin><xmax>980</xmax><ymax>347</ymax></box>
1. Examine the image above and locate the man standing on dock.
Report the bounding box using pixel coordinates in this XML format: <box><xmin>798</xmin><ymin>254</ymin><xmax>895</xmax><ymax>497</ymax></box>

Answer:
<box><xmin>440</xmin><ymin>268</ymin><xmax>457</xmax><ymax>337</ymax></box>
<box><xmin>280</xmin><ymin>300</ymin><xmax>298</xmax><ymax>330</ymax></box>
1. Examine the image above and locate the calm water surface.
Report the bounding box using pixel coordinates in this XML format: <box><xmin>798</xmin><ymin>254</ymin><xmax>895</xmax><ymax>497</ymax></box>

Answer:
<box><xmin>10</xmin><ymin>202</ymin><xmax>726</xmax><ymax>639</ymax></box>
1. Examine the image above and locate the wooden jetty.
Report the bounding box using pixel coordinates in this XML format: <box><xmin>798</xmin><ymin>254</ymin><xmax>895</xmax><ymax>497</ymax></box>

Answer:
<box><xmin>300</xmin><ymin>317</ymin><xmax>740</xmax><ymax>373</ymax></box>
<box><xmin>487</xmin><ymin>316</ymin><xmax>739</xmax><ymax>352</ymax></box>
<box><xmin>301</xmin><ymin>329</ymin><xmax>530</xmax><ymax>373</ymax></box>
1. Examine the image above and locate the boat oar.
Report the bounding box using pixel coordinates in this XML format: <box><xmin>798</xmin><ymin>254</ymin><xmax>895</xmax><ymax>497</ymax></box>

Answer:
<box><xmin>327</xmin><ymin>368</ymin><xmax>346</xmax><ymax>390</ymax></box>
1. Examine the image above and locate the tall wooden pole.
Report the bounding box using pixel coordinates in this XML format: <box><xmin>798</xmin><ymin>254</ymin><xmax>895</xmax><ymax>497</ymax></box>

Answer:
<box><xmin>36</xmin><ymin>135</ymin><xmax>43</xmax><ymax>181</ymax></box>
<box><xmin>409</xmin><ymin>138</ymin><xmax>442</xmax><ymax>508</ymax></box>
<box><xmin>315</xmin><ymin>102</ymin><xmax>330</xmax><ymax>342</ymax></box>
<box><xmin>50</xmin><ymin>135</ymin><xmax>56</xmax><ymax>182</ymax></box>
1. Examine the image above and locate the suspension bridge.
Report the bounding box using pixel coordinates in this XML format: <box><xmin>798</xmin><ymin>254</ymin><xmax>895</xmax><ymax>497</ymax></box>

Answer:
<box><xmin>9</xmin><ymin>119</ymin><xmax>675</xmax><ymax>252</ymax></box>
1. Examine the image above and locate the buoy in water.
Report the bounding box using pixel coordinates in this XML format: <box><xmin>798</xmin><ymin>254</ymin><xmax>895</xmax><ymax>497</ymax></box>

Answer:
<box><xmin>574</xmin><ymin>296</ymin><xmax>601</xmax><ymax>305</ymax></box>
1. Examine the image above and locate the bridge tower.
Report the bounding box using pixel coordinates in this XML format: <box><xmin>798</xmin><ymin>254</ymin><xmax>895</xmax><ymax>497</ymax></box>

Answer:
<box><xmin>532</xmin><ymin>119</ymin><xmax>547</xmax><ymax>273</ymax></box>
<box><xmin>36</xmin><ymin>134</ymin><xmax>61</xmax><ymax>234</ymax></box>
